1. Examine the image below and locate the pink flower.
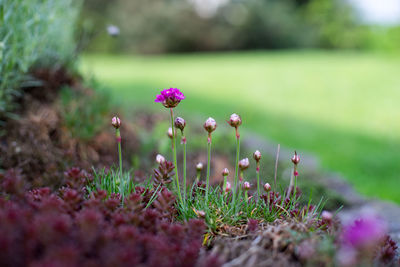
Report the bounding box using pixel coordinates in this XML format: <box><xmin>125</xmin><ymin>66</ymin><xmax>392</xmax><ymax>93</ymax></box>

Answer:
<box><xmin>155</xmin><ymin>88</ymin><xmax>185</xmax><ymax>108</ymax></box>
<box><xmin>341</xmin><ymin>215</ymin><xmax>387</xmax><ymax>249</ymax></box>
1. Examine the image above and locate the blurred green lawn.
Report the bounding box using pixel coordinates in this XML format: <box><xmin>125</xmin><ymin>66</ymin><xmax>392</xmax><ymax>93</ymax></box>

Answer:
<box><xmin>82</xmin><ymin>51</ymin><xmax>400</xmax><ymax>203</ymax></box>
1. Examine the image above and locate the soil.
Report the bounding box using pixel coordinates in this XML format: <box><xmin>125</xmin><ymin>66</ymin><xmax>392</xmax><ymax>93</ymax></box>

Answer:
<box><xmin>0</xmin><ymin>67</ymin><xmax>138</xmax><ymax>188</ymax></box>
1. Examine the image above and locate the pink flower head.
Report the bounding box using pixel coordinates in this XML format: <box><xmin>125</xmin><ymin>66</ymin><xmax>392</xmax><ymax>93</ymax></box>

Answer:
<box><xmin>155</xmin><ymin>88</ymin><xmax>185</xmax><ymax>108</ymax></box>
<box><xmin>341</xmin><ymin>215</ymin><xmax>387</xmax><ymax>249</ymax></box>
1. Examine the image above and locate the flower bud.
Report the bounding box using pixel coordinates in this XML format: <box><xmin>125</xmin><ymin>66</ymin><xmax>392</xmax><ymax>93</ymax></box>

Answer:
<box><xmin>321</xmin><ymin>211</ymin><xmax>333</xmax><ymax>222</ymax></box>
<box><xmin>111</xmin><ymin>116</ymin><xmax>121</xmax><ymax>129</ymax></box>
<box><xmin>225</xmin><ymin>182</ymin><xmax>231</xmax><ymax>192</ymax></box>
<box><xmin>243</xmin><ymin>181</ymin><xmax>251</xmax><ymax>191</ymax></box>
<box><xmin>239</xmin><ymin>158</ymin><xmax>250</xmax><ymax>171</ymax></box>
<box><xmin>174</xmin><ymin>117</ymin><xmax>186</xmax><ymax>133</ymax></box>
<box><xmin>253</xmin><ymin>150</ymin><xmax>261</xmax><ymax>162</ymax></box>
<box><xmin>228</xmin><ymin>113</ymin><xmax>242</xmax><ymax>128</ymax></box>
<box><xmin>294</xmin><ymin>170</ymin><xmax>299</xmax><ymax>177</ymax></box>
<box><xmin>203</xmin><ymin>117</ymin><xmax>217</xmax><ymax>133</ymax></box>
<box><xmin>156</xmin><ymin>154</ymin><xmax>166</xmax><ymax>164</ymax></box>
<box><xmin>196</xmin><ymin>162</ymin><xmax>203</xmax><ymax>171</ymax></box>
<box><xmin>291</xmin><ymin>151</ymin><xmax>300</xmax><ymax>165</ymax></box>
<box><xmin>196</xmin><ymin>210</ymin><xmax>206</xmax><ymax>218</ymax></box>
<box><xmin>167</xmin><ymin>127</ymin><xmax>174</xmax><ymax>139</ymax></box>
<box><xmin>222</xmin><ymin>168</ymin><xmax>229</xmax><ymax>177</ymax></box>
<box><xmin>264</xmin><ymin>183</ymin><xmax>271</xmax><ymax>192</ymax></box>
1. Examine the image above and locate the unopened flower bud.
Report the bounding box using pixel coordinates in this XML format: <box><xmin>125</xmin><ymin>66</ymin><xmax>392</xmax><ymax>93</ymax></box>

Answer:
<box><xmin>321</xmin><ymin>211</ymin><xmax>333</xmax><ymax>222</ymax></box>
<box><xmin>197</xmin><ymin>210</ymin><xmax>206</xmax><ymax>218</ymax></box>
<box><xmin>167</xmin><ymin>127</ymin><xmax>174</xmax><ymax>139</ymax></box>
<box><xmin>222</xmin><ymin>168</ymin><xmax>229</xmax><ymax>176</ymax></box>
<box><xmin>253</xmin><ymin>150</ymin><xmax>261</xmax><ymax>162</ymax></box>
<box><xmin>156</xmin><ymin>154</ymin><xmax>166</xmax><ymax>164</ymax></box>
<box><xmin>294</xmin><ymin>170</ymin><xmax>299</xmax><ymax>177</ymax></box>
<box><xmin>291</xmin><ymin>151</ymin><xmax>300</xmax><ymax>165</ymax></box>
<box><xmin>111</xmin><ymin>116</ymin><xmax>121</xmax><ymax>129</ymax></box>
<box><xmin>264</xmin><ymin>183</ymin><xmax>271</xmax><ymax>192</ymax></box>
<box><xmin>239</xmin><ymin>158</ymin><xmax>250</xmax><ymax>171</ymax></box>
<box><xmin>203</xmin><ymin>117</ymin><xmax>217</xmax><ymax>133</ymax></box>
<box><xmin>196</xmin><ymin>162</ymin><xmax>203</xmax><ymax>171</ymax></box>
<box><xmin>174</xmin><ymin>117</ymin><xmax>186</xmax><ymax>133</ymax></box>
<box><xmin>243</xmin><ymin>181</ymin><xmax>251</xmax><ymax>191</ymax></box>
<box><xmin>228</xmin><ymin>113</ymin><xmax>242</xmax><ymax>128</ymax></box>
<box><xmin>225</xmin><ymin>182</ymin><xmax>231</xmax><ymax>192</ymax></box>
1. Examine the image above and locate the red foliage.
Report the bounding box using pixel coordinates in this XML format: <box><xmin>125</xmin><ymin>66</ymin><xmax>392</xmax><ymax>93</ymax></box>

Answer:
<box><xmin>0</xmin><ymin>168</ymin><xmax>219</xmax><ymax>267</ymax></box>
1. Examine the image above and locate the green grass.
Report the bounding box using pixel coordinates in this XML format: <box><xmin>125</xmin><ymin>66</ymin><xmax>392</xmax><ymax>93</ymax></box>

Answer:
<box><xmin>81</xmin><ymin>51</ymin><xmax>400</xmax><ymax>203</ymax></box>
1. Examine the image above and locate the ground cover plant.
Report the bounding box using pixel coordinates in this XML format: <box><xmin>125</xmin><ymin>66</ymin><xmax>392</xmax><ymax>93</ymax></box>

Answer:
<box><xmin>82</xmin><ymin>52</ymin><xmax>400</xmax><ymax>203</ymax></box>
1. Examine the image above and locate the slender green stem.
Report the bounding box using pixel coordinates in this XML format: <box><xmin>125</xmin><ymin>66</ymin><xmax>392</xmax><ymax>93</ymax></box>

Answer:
<box><xmin>238</xmin><ymin>170</ymin><xmax>243</xmax><ymax>202</ymax></box>
<box><xmin>293</xmin><ymin>166</ymin><xmax>298</xmax><ymax>203</ymax></box>
<box><xmin>183</xmin><ymin>136</ymin><xmax>187</xmax><ymax>202</ymax></box>
<box><xmin>223</xmin><ymin>176</ymin><xmax>227</xmax><ymax>193</ymax></box>
<box><xmin>116</xmin><ymin>129</ymin><xmax>123</xmax><ymax>180</ymax></box>
<box><xmin>205</xmin><ymin>135</ymin><xmax>212</xmax><ymax>204</ymax></box>
<box><xmin>232</xmin><ymin>131</ymin><xmax>240</xmax><ymax>209</ymax></box>
<box><xmin>170</xmin><ymin>108</ymin><xmax>183</xmax><ymax>206</ymax></box>
<box><xmin>256</xmin><ymin>163</ymin><xmax>260</xmax><ymax>200</ymax></box>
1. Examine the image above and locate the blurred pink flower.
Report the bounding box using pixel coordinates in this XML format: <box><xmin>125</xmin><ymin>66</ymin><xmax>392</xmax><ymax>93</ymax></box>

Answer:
<box><xmin>155</xmin><ymin>88</ymin><xmax>185</xmax><ymax>108</ymax></box>
<box><xmin>341</xmin><ymin>215</ymin><xmax>387</xmax><ymax>249</ymax></box>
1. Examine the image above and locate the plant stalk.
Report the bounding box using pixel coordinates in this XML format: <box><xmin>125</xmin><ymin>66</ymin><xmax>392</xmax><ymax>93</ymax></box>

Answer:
<box><xmin>205</xmin><ymin>134</ymin><xmax>212</xmax><ymax>204</ymax></box>
<box><xmin>232</xmin><ymin>128</ymin><xmax>240</xmax><ymax>209</ymax></box>
<box><xmin>182</xmin><ymin>136</ymin><xmax>187</xmax><ymax>202</ymax></box>
<box><xmin>116</xmin><ymin>128</ymin><xmax>123</xmax><ymax>180</ymax></box>
<box><xmin>170</xmin><ymin>108</ymin><xmax>183</xmax><ymax>206</ymax></box>
<box><xmin>256</xmin><ymin>162</ymin><xmax>260</xmax><ymax>200</ymax></box>
<box><xmin>274</xmin><ymin>144</ymin><xmax>280</xmax><ymax>192</ymax></box>
<box><xmin>223</xmin><ymin>176</ymin><xmax>227</xmax><ymax>193</ymax></box>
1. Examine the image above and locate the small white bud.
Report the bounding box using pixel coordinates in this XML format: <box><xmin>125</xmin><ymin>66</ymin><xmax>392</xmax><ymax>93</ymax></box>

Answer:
<box><xmin>156</xmin><ymin>154</ymin><xmax>166</xmax><ymax>164</ymax></box>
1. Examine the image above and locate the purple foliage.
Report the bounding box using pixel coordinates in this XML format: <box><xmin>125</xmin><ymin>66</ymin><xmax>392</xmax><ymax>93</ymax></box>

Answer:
<box><xmin>0</xmin><ymin>168</ymin><xmax>219</xmax><ymax>267</ymax></box>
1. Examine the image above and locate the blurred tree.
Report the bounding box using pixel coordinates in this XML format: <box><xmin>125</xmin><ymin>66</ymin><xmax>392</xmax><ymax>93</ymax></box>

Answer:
<box><xmin>80</xmin><ymin>0</ymin><xmax>371</xmax><ymax>53</ymax></box>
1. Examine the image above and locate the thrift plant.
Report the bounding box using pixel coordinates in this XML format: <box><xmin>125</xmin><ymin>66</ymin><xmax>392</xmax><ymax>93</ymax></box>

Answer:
<box><xmin>155</xmin><ymin>88</ymin><xmax>185</xmax><ymax>207</ymax></box>
<box><xmin>111</xmin><ymin>116</ymin><xmax>123</xmax><ymax>179</ymax></box>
